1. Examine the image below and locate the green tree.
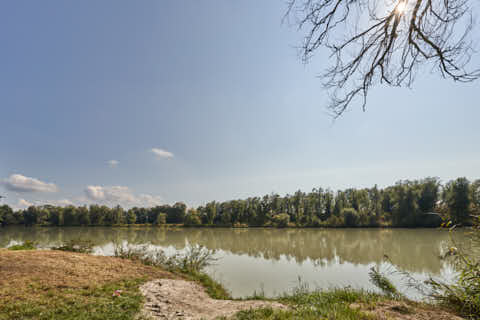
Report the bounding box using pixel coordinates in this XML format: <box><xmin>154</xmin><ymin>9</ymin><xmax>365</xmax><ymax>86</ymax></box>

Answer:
<box><xmin>48</xmin><ymin>206</ymin><xmax>64</xmax><ymax>226</ymax></box>
<box><xmin>63</xmin><ymin>206</ymin><xmax>78</xmax><ymax>226</ymax></box>
<box><xmin>126</xmin><ymin>209</ymin><xmax>137</xmax><ymax>224</ymax></box>
<box><xmin>205</xmin><ymin>201</ymin><xmax>217</xmax><ymax>225</ymax></box>
<box><xmin>323</xmin><ymin>191</ymin><xmax>333</xmax><ymax>221</ymax></box>
<box><xmin>272</xmin><ymin>213</ymin><xmax>290</xmax><ymax>228</ymax></box>
<box><xmin>391</xmin><ymin>183</ymin><xmax>420</xmax><ymax>227</ymax></box>
<box><xmin>470</xmin><ymin>179</ymin><xmax>480</xmax><ymax>216</ymax></box>
<box><xmin>23</xmin><ymin>206</ymin><xmax>38</xmax><ymax>226</ymax></box>
<box><xmin>184</xmin><ymin>209</ymin><xmax>202</xmax><ymax>226</ymax></box>
<box><xmin>77</xmin><ymin>206</ymin><xmax>91</xmax><ymax>225</ymax></box>
<box><xmin>36</xmin><ymin>206</ymin><xmax>50</xmax><ymax>225</ymax></box>
<box><xmin>167</xmin><ymin>202</ymin><xmax>186</xmax><ymax>224</ymax></box>
<box><xmin>112</xmin><ymin>205</ymin><xmax>125</xmax><ymax>225</ymax></box>
<box><xmin>155</xmin><ymin>212</ymin><xmax>167</xmax><ymax>225</ymax></box>
<box><xmin>89</xmin><ymin>205</ymin><xmax>104</xmax><ymax>225</ymax></box>
<box><xmin>342</xmin><ymin>208</ymin><xmax>359</xmax><ymax>227</ymax></box>
<box><xmin>418</xmin><ymin>177</ymin><xmax>440</xmax><ymax>212</ymax></box>
<box><xmin>0</xmin><ymin>205</ymin><xmax>14</xmax><ymax>226</ymax></box>
<box><xmin>444</xmin><ymin>177</ymin><xmax>471</xmax><ymax>224</ymax></box>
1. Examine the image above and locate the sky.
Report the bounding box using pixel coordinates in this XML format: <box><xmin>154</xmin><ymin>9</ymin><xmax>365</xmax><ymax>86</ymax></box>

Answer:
<box><xmin>1</xmin><ymin>0</ymin><xmax>479</xmax><ymax>209</ymax></box>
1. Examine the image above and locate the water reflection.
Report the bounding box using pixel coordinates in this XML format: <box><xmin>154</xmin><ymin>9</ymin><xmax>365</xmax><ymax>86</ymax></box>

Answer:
<box><xmin>0</xmin><ymin>227</ymin><xmax>463</xmax><ymax>297</ymax></box>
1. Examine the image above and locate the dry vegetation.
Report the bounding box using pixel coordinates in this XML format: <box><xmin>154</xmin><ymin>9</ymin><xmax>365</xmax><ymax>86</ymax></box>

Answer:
<box><xmin>0</xmin><ymin>249</ymin><xmax>173</xmax><ymax>303</ymax></box>
<box><xmin>0</xmin><ymin>249</ymin><xmax>176</xmax><ymax>320</ymax></box>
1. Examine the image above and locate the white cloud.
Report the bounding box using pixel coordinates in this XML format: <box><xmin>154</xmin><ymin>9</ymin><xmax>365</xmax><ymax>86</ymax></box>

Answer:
<box><xmin>11</xmin><ymin>198</ymin><xmax>75</xmax><ymax>210</ymax></box>
<box><xmin>107</xmin><ymin>160</ymin><xmax>119</xmax><ymax>167</ymax></box>
<box><xmin>137</xmin><ymin>194</ymin><xmax>164</xmax><ymax>207</ymax></box>
<box><xmin>3</xmin><ymin>174</ymin><xmax>58</xmax><ymax>193</ymax></box>
<box><xmin>18</xmin><ymin>198</ymin><xmax>33</xmax><ymax>208</ymax></box>
<box><xmin>85</xmin><ymin>186</ymin><xmax>106</xmax><ymax>200</ymax></box>
<box><xmin>151</xmin><ymin>148</ymin><xmax>174</xmax><ymax>159</ymax></box>
<box><xmin>84</xmin><ymin>185</ymin><xmax>163</xmax><ymax>208</ymax></box>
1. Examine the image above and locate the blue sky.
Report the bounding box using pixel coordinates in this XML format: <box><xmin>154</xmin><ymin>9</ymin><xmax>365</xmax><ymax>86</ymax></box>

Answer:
<box><xmin>1</xmin><ymin>0</ymin><xmax>479</xmax><ymax>209</ymax></box>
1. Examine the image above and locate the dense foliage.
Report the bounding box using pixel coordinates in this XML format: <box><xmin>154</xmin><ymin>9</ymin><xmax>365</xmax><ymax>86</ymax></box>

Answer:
<box><xmin>1</xmin><ymin>177</ymin><xmax>478</xmax><ymax>228</ymax></box>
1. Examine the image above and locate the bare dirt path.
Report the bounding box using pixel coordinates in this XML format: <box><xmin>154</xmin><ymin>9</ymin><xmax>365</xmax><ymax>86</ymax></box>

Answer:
<box><xmin>139</xmin><ymin>279</ymin><xmax>287</xmax><ymax>320</ymax></box>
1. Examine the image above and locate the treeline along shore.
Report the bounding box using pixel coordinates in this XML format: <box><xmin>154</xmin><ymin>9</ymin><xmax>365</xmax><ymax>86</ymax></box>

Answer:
<box><xmin>1</xmin><ymin>177</ymin><xmax>478</xmax><ymax>228</ymax></box>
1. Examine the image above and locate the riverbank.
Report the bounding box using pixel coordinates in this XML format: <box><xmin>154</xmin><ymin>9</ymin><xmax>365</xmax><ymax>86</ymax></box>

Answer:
<box><xmin>0</xmin><ymin>249</ymin><xmax>465</xmax><ymax>320</ymax></box>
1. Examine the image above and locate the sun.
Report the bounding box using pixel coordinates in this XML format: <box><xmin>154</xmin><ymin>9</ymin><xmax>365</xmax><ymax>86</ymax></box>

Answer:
<box><xmin>395</xmin><ymin>1</ymin><xmax>407</xmax><ymax>14</ymax></box>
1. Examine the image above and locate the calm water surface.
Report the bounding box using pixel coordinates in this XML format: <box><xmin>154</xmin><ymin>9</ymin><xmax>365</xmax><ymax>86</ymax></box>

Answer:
<box><xmin>0</xmin><ymin>227</ymin><xmax>465</xmax><ymax>298</ymax></box>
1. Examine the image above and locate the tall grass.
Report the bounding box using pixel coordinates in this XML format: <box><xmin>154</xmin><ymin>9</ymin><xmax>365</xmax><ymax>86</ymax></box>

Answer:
<box><xmin>229</xmin><ymin>282</ymin><xmax>383</xmax><ymax>320</ymax></box>
<box><xmin>368</xmin><ymin>266</ymin><xmax>401</xmax><ymax>298</ymax></box>
<box><xmin>113</xmin><ymin>243</ymin><xmax>229</xmax><ymax>299</ymax></box>
<box><xmin>113</xmin><ymin>243</ymin><xmax>217</xmax><ymax>272</ymax></box>
<box><xmin>427</xmin><ymin>216</ymin><xmax>480</xmax><ymax>319</ymax></box>
<box><xmin>367</xmin><ymin>221</ymin><xmax>480</xmax><ymax>319</ymax></box>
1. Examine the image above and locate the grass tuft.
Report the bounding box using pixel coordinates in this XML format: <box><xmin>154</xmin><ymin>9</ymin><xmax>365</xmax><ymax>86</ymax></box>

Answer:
<box><xmin>7</xmin><ymin>240</ymin><xmax>36</xmax><ymax>251</ymax></box>
<box><xmin>229</xmin><ymin>287</ymin><xmax>382</xmax><ymax>320</ymax></box>
<box><xmin>368</xmin><ymin>266</ymin><xmax>401</xmax><ymax>298</ymax></box>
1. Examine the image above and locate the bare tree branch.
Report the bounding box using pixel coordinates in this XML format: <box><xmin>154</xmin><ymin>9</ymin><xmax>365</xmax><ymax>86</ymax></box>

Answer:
<box><xmin>286</xmin><ymin>0</ymin><xmax>480</xmax><ymax>117</ymax></box>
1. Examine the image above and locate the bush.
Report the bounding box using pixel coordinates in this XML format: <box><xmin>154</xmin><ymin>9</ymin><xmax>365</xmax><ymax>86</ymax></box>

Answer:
<box><xmin>325</xmin><ymin>215</ymin><xmax>343</xmax><ymax>227</ymax></box>
<box><xmin>51</xmin><ymin>239</ymin><xmax>94</xmax><ymax>253</ymax></box>
<box><xmin>8</xmin><ymin>240</ymin><xmax>36</xmax><ymax>251</ymax></box>
<box><xmin>113</xmin><ymin>244</ymin><xmax>217</xmax><ymax>274</ymax></box>
<box><xmin>272</xmin><ymin>213</ymin><xmax>290</xmax><ymax>228</ymax></box>
<box><xmin>184</xmin><ymin>213</ymin><xmax>202</xmax><ymax>227</ymax></box>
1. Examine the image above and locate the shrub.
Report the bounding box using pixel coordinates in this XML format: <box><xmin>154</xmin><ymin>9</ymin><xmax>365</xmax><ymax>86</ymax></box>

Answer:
<box><xmin>113</xmin><ymin>244</ymin><xmax>217</xmax><ymax>274</ymax></box>
<box><xmin>8</xmin><ymin>240</ymin><xmax>36</xmax><ymax>251</ymax></box>
<box><xmin>51</xmin><ymin>239</ymin><xmax>94</xmax><ymax>254</ymax></box>
<box><xmin>184</xmin><ymin>213</ymin><xmax>202</xmax><ymax>227</ymax></box>
<box><xmin>271</xmin><ymin>213</ymin><xmax>290</xmax><ymax>228</ymax></box>
<box><xmin>325</xmin><ymin>215</ymin><xmax>343</xmax><ymax>227</ymax></box>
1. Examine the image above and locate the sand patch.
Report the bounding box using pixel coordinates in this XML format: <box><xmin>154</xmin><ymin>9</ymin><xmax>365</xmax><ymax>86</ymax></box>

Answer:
<box><xmin>140</xmin><ymin>279</ymin><xmax>287</xmax><ymax>320</ymax></box>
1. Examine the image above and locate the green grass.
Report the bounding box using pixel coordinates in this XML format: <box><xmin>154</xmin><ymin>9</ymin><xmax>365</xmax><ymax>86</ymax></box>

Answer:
<box><xmin>0</xmin><ymin>279</ymin><xmax>149</xmax><ymax>320</ymax></box>
<box><xmin>7</xmin><ymin>240</ymin><xmax>36</xmax><ymax>251</ymax></box>
<box><xmin>180</xmin><ymin>270</ymin><xmax>231</xmax><ymax>300</ymax></box>
<box><xmin>228</xmin><ymin>288</ymin><xmax>383</xmax><ymax>320</ymax></box>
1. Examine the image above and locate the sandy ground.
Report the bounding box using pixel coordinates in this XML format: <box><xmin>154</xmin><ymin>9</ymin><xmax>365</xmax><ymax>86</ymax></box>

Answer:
<box><xmin>139</xmin><ymin>279</ymin><xmax>288</xmax><ymax>320</ymax></box>
<box><xmin>0</xmin><ymin>249</ymin><xmax>173</xmax><ymax>303</ymax></box>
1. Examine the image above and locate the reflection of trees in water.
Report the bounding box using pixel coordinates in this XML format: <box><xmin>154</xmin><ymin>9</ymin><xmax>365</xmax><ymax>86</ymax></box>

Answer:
<box><xmin>0</xmin><ymin>227</ymin><xmax>464</xmax><ymax>274</ymax></box>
